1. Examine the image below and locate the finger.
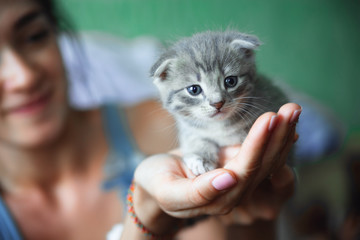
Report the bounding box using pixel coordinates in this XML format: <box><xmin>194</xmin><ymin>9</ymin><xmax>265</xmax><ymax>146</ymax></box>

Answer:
<box><xmin>248</xmin><ymin>103</ymin><xmax>301</xmax><ymax>190</ymax></box>
<box><xmin>222</xmin><ymin>112</ymin><xmax>279</xmax><ymax>206</ymax></box>
<box><xmin>219</xmin><ymin>144</ymin><xmax>242</xmax><ymax>166</ymax></box>
<box><xmin>265</xmin><ymin>121</ymin><xmax>296</xmax><ymax>176</ymax></box>
<box><xmin>217</xmin><ymin>152</ymin><xmax>296</xmax><ymax>223</ymax></box>
<box><xmin>264</xmin><ymin>103</ymin><xmax>301</xmax><ymax>172</ymax></box>
<box><xmin>278</xmin><ymin>124</ymin><xmax>297</xmax><ymax>167</ymax></box>
<box><xmin>244</xmin><ymin>165</ymin><xmax>295</xmax><ymax>220</ymax></box>
<box><xmin>224</xmin><ymin>112</ymin><xmax>278</xmax><ymax>180</ymax></box>
<box><xmin>161</xmin><ymin>169</ymin><xmax>239</xmax><ymax>218</ymax></box>
<box><xmin>136</xmin><ymin>158</ymin><xmax>237</xmax><ymax>214</ymax></box>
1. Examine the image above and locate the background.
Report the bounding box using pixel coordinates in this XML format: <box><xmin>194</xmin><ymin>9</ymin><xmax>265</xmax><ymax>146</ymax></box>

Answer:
<box><xmin>60</xmin><ymin>0</ymin><xmax>360</xmax><ymax>138</ymax></box>
<box><xmin>60</xmin><ymin>0</ymin><xmax>360</xmax><ymax>238</ymax></box>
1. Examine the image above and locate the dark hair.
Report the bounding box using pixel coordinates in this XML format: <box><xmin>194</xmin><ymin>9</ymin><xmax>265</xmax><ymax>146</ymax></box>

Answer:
<box><xmin>32</xmin><ymin>0</ymin><xmax>94</xmax><ymax>105</ymax></box>
<box><xmin>34</xmin><ymin>0</ymin><xmax>74</xmax><ymax>33</ymax></box>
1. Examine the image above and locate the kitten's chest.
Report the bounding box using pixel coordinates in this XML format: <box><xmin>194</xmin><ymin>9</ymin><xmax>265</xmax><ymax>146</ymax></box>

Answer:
<box><xmin>179</xmin><ymin>120</ymin><xmax>249</xmax><ymax>146</ymax></box>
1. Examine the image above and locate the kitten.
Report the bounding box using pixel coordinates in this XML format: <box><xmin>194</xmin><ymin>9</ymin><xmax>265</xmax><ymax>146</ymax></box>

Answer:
<box><xmin>150</xmin><ymin>30</ymin><xmax>288</xmax><ymax>175</ymax></box>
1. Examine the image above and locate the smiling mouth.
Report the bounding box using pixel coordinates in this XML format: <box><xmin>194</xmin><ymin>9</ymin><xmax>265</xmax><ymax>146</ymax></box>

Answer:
<box><xmin>6</xmin><ymin>90</ymin><xmax>52</xmax><ymax>116</ymax></box>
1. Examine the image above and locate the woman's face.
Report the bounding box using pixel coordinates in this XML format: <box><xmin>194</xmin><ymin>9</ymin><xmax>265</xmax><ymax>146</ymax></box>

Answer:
<box><xmin>0</xmin><ymin>0</ymin><xmax>69</xmax><ymax>149</ymax></box>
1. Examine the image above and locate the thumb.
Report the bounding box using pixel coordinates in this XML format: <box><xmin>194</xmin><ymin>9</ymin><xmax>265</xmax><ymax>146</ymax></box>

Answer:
<box><xmin>154</xmin><ymin>169</ymin><xmax>237</xmax><ymax>213</ymax></box>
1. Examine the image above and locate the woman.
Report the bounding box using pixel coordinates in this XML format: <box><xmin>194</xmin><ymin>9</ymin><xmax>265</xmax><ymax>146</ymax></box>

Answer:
<box><xmin>0</xmin><ymin>0</ymin><xmax>299</xmax><ymax>239</ymax></box>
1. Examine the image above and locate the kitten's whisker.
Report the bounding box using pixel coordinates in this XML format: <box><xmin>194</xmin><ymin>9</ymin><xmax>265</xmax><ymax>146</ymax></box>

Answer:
<box><xmin>158</xmin><ymin>122</ymin><xmax>178</xmax><ymax>133</ymax></box>
<box><xmin>157</xmin><ymin>123</ymin><xmax>180</xmax><ymax>149</ymax></box>
<box><xmin>237</xmin><ymin>106</ymin><xmax>260</xmax><ymax>122</ymax></box>
<box><xmin>240</xmin><ymin>102</ymin><xmax>267</xmax><ymax>114</ymax></box>
<box><xmin>146</xmin><ymin>106</ymin><xmax>171</xmax><ymax>117</ymax></box>
<box><xmin>233</xmin><ymin>109</ymin><xmax>253</xmax><ymax>127</ymax></box>
<box><xmin>226</xmin><ymin>100</ymin><xmax>264</xmax><ymax>116</ymax></box>
<box><xmin>169</xmin><ymin>135</ymin><xmax>180</xmax><ymax>149</ymax></box>
<box><xmin>234</xmin><ymin>96</ymin><xmax>273</xmax><ymax>106</ymax></box>
<box><xmin>145</xmin><ymin>106</ymin><xmax>177</xmax><ymax>121</ymax></box>
<box><xmin>235</xmin><ymin>96</ymin><xmax>268</xmax><ymax>100</ymax></box>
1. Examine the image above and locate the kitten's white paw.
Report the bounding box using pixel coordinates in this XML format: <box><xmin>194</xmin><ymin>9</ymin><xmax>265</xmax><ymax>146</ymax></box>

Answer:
<box><xmin>183</xmin><ymin>154</ymin><xmax>217</xmax><ymax>175</ymax></box>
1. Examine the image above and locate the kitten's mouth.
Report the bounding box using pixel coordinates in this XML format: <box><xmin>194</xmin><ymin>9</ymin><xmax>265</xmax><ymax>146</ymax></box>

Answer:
<box><xmin>210</xmin><ymin>110</ymin><xmax>227</xmax><ymax>119</ymax></box>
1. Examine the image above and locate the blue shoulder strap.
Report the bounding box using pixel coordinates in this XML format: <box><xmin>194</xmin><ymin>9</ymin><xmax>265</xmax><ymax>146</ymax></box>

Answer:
<box><xmin>0</xmin><ymin>105</ymin><xmax>139</xmax><ymax>239</ymax></box>
<box><xmin>101</xmin><ymin>105</ymin><xmax>141</xmax><ymax>199</ymax></box>
<box><xmin>0</xmin><ymin>196</ymin><xmax>23</xmax><ymax>240</ymax></box>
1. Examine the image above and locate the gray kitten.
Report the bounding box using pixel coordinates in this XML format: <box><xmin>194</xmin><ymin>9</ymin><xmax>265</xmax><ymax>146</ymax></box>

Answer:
<box><xmin>150</xmin><ymin>30</ymin><xmax>288</xmax><ymax>175</ymax></box>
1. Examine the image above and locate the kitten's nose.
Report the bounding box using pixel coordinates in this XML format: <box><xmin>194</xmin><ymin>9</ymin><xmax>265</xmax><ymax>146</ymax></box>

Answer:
<box><xmin>210</xmin><ymin>101</ymin><xmax>225</xmax><ymax>110</ymax></box>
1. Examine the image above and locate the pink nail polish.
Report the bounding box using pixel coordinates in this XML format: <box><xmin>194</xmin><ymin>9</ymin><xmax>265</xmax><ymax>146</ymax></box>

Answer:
<box><xmin>290</xmin><ymin>109</ymin><xmax>302</xmax><ymax>124</ymax></box>
<box><xmin>212</xmin><ymin>173</ymin><xmax>236</xmax><ymax>191</ymax></box>
<box><xmin>268</xmin><ymin>115</ymin><xmax>278</xmax><ymax>132</ymax></box>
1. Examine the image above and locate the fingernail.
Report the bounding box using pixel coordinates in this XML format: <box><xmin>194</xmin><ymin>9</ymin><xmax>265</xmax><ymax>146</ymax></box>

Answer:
<box><xmin>290</xmin><ymin>109</ymin><xmax>302</xmax><ymax>124</ymax></box>
<box><xmin>268</xmin><ymin>115</ymin><xmax>278</xmax><ymax>132</ymax></box>
<box><xmin>212</xmin><ymin>173</ymin><xmax>237</xmax><ymax>191</ymax></box>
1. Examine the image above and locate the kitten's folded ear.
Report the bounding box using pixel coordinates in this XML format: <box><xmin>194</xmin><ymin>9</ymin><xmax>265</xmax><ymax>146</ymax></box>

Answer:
<box><xmin>150</xmin><ymin>58</ymin><xmax>174</xmax><ymax>82</ymax></box>
<box><xmin>230</xmin><ymin>34</ymin><xmax>262</xmax><ymax>59</ymax></box>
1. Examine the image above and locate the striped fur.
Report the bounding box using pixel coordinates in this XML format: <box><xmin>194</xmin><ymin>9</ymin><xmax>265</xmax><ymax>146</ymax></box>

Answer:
<box><xmin>151</xmin><ymin>31</ymin><xmax>288</xmax><ymax>175</ymax></box>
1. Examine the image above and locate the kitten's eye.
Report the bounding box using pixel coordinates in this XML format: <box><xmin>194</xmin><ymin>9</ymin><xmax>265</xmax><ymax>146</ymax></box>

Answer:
<box><xmin>224</xmin><ymin>76</ymin><xmax>238</xmax><ymax>88</ymax></box>
<box><xmin>186</xmin><ymin>85</ymin><xmax>202</xmax><ymax>96</ymax></box>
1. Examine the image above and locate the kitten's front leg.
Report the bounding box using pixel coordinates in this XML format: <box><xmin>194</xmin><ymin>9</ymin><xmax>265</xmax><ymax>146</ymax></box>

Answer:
<box><xmin>182</xmin><ymin>138</ymin><xmax>220</xmax><ymax>176</ymax></box>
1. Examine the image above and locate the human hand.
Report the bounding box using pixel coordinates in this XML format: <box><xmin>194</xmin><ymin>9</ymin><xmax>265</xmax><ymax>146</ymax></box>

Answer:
<box><xmin>217</xmin><ymin>164</ymin><xmax>295</xmax><ymax>225</ymax></box>
<box><xmin>132</xmin><ymin>103</ymin><xmax>300</xmax><ymax>234</ymax></box>
<box><xmin>216</xmin><ymin>102</ymin><xmax>300</xmax><ymax>225</ymax></box>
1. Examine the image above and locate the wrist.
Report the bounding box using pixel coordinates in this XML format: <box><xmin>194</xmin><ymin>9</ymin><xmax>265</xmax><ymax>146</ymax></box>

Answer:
<box><xmin>130</xmin><ymin>182</ymin><xmax>182</xmax><ymax>237</ymax></box>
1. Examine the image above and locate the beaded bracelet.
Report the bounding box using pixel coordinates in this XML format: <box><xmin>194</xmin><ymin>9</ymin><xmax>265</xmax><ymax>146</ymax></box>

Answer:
<box><xmin>127</xmin><ymin>182</ymin><xmax>179</xmax><ymax>240</ymax></box>
<box><xmin>127</xmin><ymin>181</ymin><xmax>211</xmax><ymax>239</ymax></box>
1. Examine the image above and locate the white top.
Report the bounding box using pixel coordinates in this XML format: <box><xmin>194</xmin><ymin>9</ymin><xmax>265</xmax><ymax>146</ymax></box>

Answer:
<box><xmin>59</xmin><ymin>31</ymin><xmax>161</xmax><ymax>108</ymax></box>
<box><xmin>59</xmin><ymin>32</ymin><xmax>163</xmax><ymax>239</ymax></box>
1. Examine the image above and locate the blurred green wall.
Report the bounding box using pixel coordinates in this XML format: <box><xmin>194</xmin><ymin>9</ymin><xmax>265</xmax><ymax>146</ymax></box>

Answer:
<box><xmin>60</xmin><ymin>0</ymin><xmax>360</xmax><ymax>142</ymax></box>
